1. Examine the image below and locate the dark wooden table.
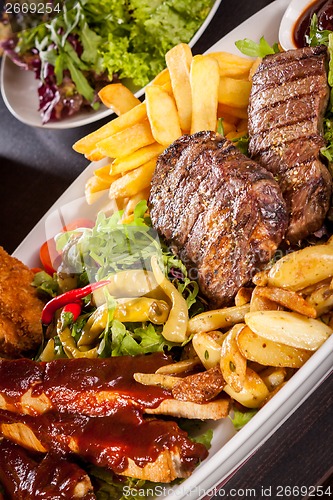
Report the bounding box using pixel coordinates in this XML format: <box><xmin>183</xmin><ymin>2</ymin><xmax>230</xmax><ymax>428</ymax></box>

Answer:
<box><xmin>0</xmin><ymin>0</ymin><xmax>332</xmax><ymax>498</ymax></box>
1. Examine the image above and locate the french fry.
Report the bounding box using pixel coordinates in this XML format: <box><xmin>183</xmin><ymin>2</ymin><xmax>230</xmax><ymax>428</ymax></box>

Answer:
<box><xmin>155</xmin><ymin>358</ymin><xmax>201</xmax><ymax>375</ymax></box>
<box><xmin>237</xmin><ymin>326</ymin><xmax>312</xmax><ymax>368</ymax></box>
<box><xmin>97</xmin><ymin>120</ymin><xmax>155</xmax><ymax>159</ymax></box>
<box><xmin>98</xmin><ymin>83</ymin><xmax>141</xmax><ymax>115</ymax></box>
<box><xmin>85</xmin><ymin>176</ymin><xmax>110</xmax><ymax>205</ymax></box>
<box><xmin>145</xmin><ymin>85</ymin><xmax>182</xmax><ymax>146</ymax></box>
<box><xmin>219</xmin><ymin>119</ymin><xmax>237</xmax><ymax>136</ymax></box>
<box><xmin>85</xmin><ymin>165</ymin><xmax>117</xmax><ymax>205</ymax></box>
<box><xmin>166</xmin><ymin>43</ymin><xmax>193</xmax><ymax>132</ymax></box>
<box><xmin>122</xmin><ymin>188</ymin><xmax>150</xmax><ymax>219</ymax></box>
<box><xmin>223</xmin><ymin>367</ymin><xmax>269</xmax><ymax>408</ymax></box>
<box><xmin>109</xmin><ymin>158</ymin><xmax>157</xmax><ymax>199</ymax></box>
<box><xmin>110</xmin><ymin>143</ymin><xmax>165</xmax><ymax>175</ymax></box>
<box><xmin>218</xmin><ymin>77</ymin><xmax>252</xmax><ymax>108</ymax></box>
<box><xmin>245</xmin><ymin>310</ymin><xmax>332</xmax><ymax>351</ymax></box>
<box><xmin>207</xmin><ymin>51</ymin><xmax>253</xmax><ymax>78</ymax></box>
<box><xmin>254</xmin><ymin>286</ymin><xmax>317</xmax><ymax>318</ymax></box>
<box><xmin>93</xmin><ymin>164</ymin><xmax>113</xmax><ymax>182</ymax></box>
<box><xmin>120</xmin><ymin>189</ymin><xmax>150</xmax><ymax>223</ymax></box>
<box><xmin>190</xmin><ymin>55</ymin><xmax>220</xmax><ymax>134</ymax></box>
<box><xmin>267</xmin><ymin>243</ymin><xmax>333</xmax><ymax>291</ymax></box>
<box><xmin>149</xmin><ymin>68</ymin><xmax>171</xmax><ymax>87</ymax></box>
<box><xmin>220</xmin><ymin>324</ymin><xmax>247</xmax><ymax>393</ymax></box>
<box><xmin>187</xmin><ymin>304</ymin><xmax>250</xmax><ymax>335</ymax></box>
<box><xmin>218</xmin><ymin>103</ymin><xmax>248</xmax><ymax>120</ymax></box>
<box><xmin>192</xmin><ymin>331</ymin><xmax>224</xmax><ymax>370</ymax></box>
<box><xmin>72</xmin><ymin>102</ymin><xmax>147</xmax><ymax>158</ymax></box>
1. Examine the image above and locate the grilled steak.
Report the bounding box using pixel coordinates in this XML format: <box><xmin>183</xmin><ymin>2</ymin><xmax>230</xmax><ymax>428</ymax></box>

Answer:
<box><xmin>248</xmin><ymin>45</ymin><xmax>332</xmax><ymax>243</ymax></box>
<box><xmin>149</xmin><ymin>131</ymin><xmax>288</xmax><ymax>308</ymax></box>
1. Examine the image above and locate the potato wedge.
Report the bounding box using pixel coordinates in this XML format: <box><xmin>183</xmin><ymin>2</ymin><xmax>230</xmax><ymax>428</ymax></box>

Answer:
<box><xmin>97</xmin><ymin>120</ymin><xmax>155</xmax><ymax>159</ymax></box>
<box><xmin>254</xmin><ymin>286</ymin><xmax>317</xmax><ymax>318</ymax></box>
<box><xmin>145</xmin><ymin>85</ymin><xmax>182</xmax><ymax>146</ymax></box>
<box><xmin>234</xmin><ymin>287</ymin><xmax>253</xmax><ymax>307</ymax></box>
<box><xmin>187</xmin><ymin>304</ymin><xmax>250</xmax><ymax>335</ymax></box>
<box><xmin>192</xmin><ymin>331</ymin><xmax>224</xmax><ymax>370</ymax></box>
<box><xmin>109</xmin><ymin>158</ymin><xmax>156</xmax><ymax>199</ymax></box>
<box><xmin>220</xmin><ymin>324</ymin><xmax>247</xmax><ymax>393</ymax></box>
<box><xmin>190</xmin><ymin>54</ymin><xmax>220</xmax><ymax>134</ymax></box>
<box><xmin>250</xmin><ymin>286</ymin><xmax>280</xmax><ymax>313</ymax></box>
<box><xmin>237</xmin><ymin>326</ymin><xmax>312</xmax><ymax>368</ymax></box>
<box><xmin>245</xmin><ymin>310</ymin><xmax>332</xmax><ymax>351</ymax></box>
<box><xmin>166</xmin><ymin>43</ymin><xmax>193</xmax><ymax>132</ymax></box>
<box><xmin>267</xmin><ymin>244</ymin><xmax>333</xmax><ymax>291</ymax></box>
<box><xmin>98</xmin><ymin>83</ymin><xmax>141</xmax><ymax>115</ymax></box>
<box><xmin>307</xmin><ymin>284</ymin><xmax>333</xmax><ymax>316</ymax></box>
<box><xmin>223</xmin><ymin>367</ymin><xmax>269</xmax><ymax>408</ymax></box>
<box><xmin>260</xmin><ymin>367</ymin><xmax>287</xmax><ymax>392</ymax></box>
<box><xmin>73</xmin><ymin>102</ymin><xmax>147</xmax><ymax>158</ymax></box>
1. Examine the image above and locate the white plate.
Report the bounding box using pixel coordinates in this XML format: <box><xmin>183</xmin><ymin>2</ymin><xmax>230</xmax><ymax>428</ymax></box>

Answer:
<box><xmin>0</xmin><ymin>0</ymin><xmax>222</xmax><ymax>130</ymax></box>
<box><xmin>13</xmin><ymin>0</ymin><xmax>333</xmax><ymax>498</ymax></box>
<box><xmin>279</xmin><ymin>0</ymin><xmax>315</xmax><ymax>51</ymax></box>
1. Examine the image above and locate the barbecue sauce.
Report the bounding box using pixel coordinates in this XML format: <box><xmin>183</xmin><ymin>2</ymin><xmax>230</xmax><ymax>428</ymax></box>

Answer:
<box><xmin>0</xmin><ymin>408</ymin><xmax>208</xmax><ymax>475</ymax></box>
<box><xmin>0</xmin><ymin>440</ymin><xmax>95</xmax><ymax>499</ymax></box>
<box><xmin>0</xmin><ymin>353</ymin><xmax>173</xmax><ymax>413</ymax></box>
<box><xmin>293</xmin><ymin>0</ymin><xmax>333</xmax><ymax>48</ymax></box>
<box><xmin>0</xmin><ymin>353</ymin><xmax>209</xmax><ymax>490</ymax></box>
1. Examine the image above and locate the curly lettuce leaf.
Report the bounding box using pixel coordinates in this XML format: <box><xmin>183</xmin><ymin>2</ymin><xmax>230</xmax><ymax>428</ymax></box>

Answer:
<box><xmin>229</xmin><ymin>408</ymin><xmax>257</xmax><ymax>431</ymax></box>
<box><xmin>235</xmin><ymin>36</ymin><xmax>279</xmax><ymax>58</ymax></box>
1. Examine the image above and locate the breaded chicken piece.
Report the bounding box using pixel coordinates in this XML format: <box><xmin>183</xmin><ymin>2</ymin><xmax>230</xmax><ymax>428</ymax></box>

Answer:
<box><xmin>0</xmin><ymin>246</ymin><xmax>44</xmax><ymax>357</ymax></box>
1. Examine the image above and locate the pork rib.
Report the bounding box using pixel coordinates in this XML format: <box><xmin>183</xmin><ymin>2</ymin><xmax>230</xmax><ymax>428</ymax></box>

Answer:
<box><xmin>0</xmin><ymin>356</ymin><xmax>229</xmax><ymax>420</ymax></box>
<box><xmin>248</xmin><ymin>45</ymin><xmax>332</xmax><ymax>243</ymax></box>
<box><xmin>0</xmin><ymin>440</ymin><xmax>95</xmax><ymax>499</ymax></box>
<box><xmin>0</xmin><ymin>408</ymin><xmax>208</xmax><ymax>483</ymax></box>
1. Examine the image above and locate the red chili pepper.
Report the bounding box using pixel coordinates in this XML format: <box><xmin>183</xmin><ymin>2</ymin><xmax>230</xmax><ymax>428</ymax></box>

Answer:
<box><xmin>41</xmin><ymin>280</ymin><xmax>110</xmax><ymax>325</ymax></box>
<box><xmin>62</xmin><ymin>301</ymin><xmax>82</xmax><ymax>322</ymax></box>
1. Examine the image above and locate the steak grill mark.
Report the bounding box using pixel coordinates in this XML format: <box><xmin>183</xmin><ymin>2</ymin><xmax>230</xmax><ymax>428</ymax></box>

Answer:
<box><xmin>150</xmin><ymin>131</ymin><xmax>288</xmax><ymax>308</ymax></box>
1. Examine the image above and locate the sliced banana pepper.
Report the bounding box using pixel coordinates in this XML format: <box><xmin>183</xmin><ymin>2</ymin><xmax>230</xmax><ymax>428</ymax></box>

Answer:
<box><xmin>151</xmin><ymin>255</ymin><xmax>188</xmax><ymax>343</ymax></box>
<box><xmin>58</xmin><ymin>327</ymin><xmax>98</xmax><ymax>359</ymax></box>
<box><xmin>92</xmin><ymin>269</ymin><xmax>164</xmax><ymax>306</ymax></box>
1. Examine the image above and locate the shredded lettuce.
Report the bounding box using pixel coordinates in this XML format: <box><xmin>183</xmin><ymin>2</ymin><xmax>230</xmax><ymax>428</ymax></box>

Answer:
<box><xmin>42</xmin><ymin>201</ymin><xmax>201</xmax><ymax>359</ymax></box>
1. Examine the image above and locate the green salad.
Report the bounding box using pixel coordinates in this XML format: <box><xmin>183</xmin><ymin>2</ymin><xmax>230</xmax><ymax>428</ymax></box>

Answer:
<box><xmin>1</xmin><ymin>0</ymin><xmax>214</xmax><ymax>122</ymax></box>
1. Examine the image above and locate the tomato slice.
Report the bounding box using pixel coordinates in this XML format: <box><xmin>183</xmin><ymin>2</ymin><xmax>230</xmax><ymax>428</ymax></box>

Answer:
<box><xmin>39</xmin><ymin>239</ymin><xmax>59</xmax><ymax>276</ymax></box>
<box><xmin>62</xmin><ymin>218</ymin><xmax>94</xmax><ymax>232</ymax></box>
<box><xmin>39</xmin><ymin>218</ymin><xmax>94</xmax><ymax>275</ymax></box>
